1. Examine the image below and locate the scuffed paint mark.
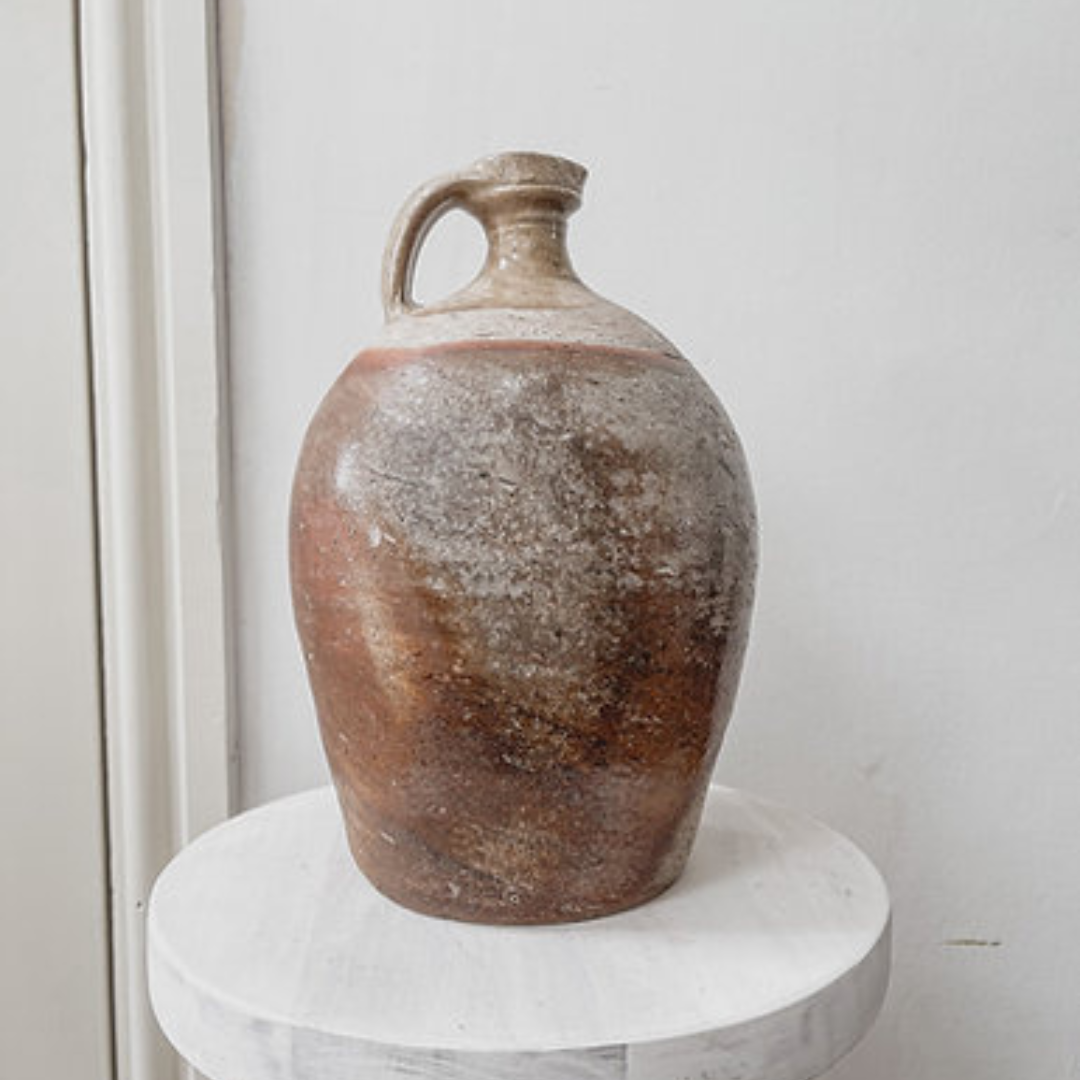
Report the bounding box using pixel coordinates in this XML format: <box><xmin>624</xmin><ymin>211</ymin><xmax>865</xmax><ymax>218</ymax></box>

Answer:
<box><xmin>860</xmin><ymin>757</ymin><xmax>885</xmax><ymax>780</ymax></box>
<box><xmin>1039</xmin><ymin>487</ymin><xmax>1070</xmax><ymax>539</ymax></box>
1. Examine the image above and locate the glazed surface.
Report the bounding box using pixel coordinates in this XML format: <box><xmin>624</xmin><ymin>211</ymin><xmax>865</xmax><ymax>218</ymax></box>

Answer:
<box><xmin>290</xmin><ymin>339</ymin><xmax>756</xmax><ymax>922</ymax></box>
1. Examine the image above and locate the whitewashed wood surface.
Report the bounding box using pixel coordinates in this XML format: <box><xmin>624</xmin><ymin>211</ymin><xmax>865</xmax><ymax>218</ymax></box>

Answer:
<box><xmin>148</xmin><ymin>786</ymin><xmax>890</xmax><ymax>1080</ymax></box>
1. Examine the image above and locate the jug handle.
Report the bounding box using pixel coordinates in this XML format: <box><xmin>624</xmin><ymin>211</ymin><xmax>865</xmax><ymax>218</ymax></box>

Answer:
<box><xmin>381</xmin><ymin>169</ymin><xmax>477</xmax><ymax>320</ymax></box>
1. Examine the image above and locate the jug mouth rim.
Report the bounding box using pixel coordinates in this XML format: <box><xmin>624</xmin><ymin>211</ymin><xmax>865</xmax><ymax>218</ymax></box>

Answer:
<box><xmin>468</xmin><ymin>151</ymin><xmax>587</xmax><ymax>197</ymax></box>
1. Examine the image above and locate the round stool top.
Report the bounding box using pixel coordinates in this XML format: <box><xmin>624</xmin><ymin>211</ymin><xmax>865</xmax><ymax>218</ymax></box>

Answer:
<box><xmin>148</xmin><ymin>786</ymin><xmax>890</xmax><ymax>1080</ymax></box>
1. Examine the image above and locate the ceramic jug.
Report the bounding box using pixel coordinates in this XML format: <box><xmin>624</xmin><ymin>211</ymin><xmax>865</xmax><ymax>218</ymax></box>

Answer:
<box><xmin>290</xmin><ymin>152</ymin><xmax>757</xmax><ymax>924</ymax></box>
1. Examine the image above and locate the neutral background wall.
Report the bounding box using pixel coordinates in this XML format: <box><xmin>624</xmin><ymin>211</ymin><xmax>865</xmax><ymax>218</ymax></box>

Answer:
<box><xmin>218</xmin><ymin>2</ymin><xmax>1080</xmax><ymax>1076</ymax></box>
<box><xmin>0</xmin><ymin>2</ymin><xmax>113</xmax><ymax>1076</ymax></box>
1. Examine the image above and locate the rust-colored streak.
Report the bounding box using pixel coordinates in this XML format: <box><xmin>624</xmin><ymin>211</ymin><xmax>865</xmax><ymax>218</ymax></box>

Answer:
<box><xmin>290</xmin><ymin>341</ymin><xmax>757</xmax><ymax>924</ymax></box>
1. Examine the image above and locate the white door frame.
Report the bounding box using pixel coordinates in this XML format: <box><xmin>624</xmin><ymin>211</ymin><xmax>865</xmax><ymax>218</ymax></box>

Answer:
<box><xmin>79</xmin><ymin>1</ymin><xmax>233</xmax><ymax>1077</ymax></box>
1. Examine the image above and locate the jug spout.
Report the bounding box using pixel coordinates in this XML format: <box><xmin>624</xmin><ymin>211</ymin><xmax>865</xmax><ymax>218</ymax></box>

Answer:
<box><xmin>467</xmin><ymin>151</ymin><xmax>587</xmax><ymax>206</ymax></box>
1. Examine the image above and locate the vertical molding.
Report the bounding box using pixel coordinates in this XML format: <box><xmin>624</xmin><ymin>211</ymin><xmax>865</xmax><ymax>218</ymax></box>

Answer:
<box><xmin>78</xmin><ymin>2</ymin><xmax>233</xmax><ymax>1078</ymax></box>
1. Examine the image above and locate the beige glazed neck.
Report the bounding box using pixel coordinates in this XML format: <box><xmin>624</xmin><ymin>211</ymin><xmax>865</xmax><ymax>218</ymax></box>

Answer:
<box><xmin>375</xmin><ymin>152</ymin><xmax>680</xmax><ymax>356</ymax></box>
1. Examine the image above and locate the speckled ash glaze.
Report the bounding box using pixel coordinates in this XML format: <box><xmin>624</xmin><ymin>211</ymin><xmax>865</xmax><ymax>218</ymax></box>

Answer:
<box><xmin>291</xmin><ymin>153</ymin><xmax>757</xmax><ymax>923</ymax></box>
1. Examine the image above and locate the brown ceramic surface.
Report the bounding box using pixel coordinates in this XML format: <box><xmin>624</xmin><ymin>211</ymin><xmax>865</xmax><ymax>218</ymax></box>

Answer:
<box><xmin>290</xmin><ymin>153</ymin><xmax>757</xmax><ymax>923</ymax></box>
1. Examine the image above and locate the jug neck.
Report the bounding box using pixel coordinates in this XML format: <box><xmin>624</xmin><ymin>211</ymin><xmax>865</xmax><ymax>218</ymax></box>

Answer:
<box><xmin>377</xmin><ymin>152</ymin><xmax>680</xmax><ymax>357</ymax></box>
<box><xmin>477</xmin><ymin>196</ymin><xmax>579</xmax><ymax>287</ymax></box>
<box><xmin>381</xmin><ymin>153</ymin><xmax>588</xmax><ymax>319</ymax></box>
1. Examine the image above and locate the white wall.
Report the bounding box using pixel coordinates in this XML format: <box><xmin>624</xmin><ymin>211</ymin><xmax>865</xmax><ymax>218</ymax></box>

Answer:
<box><xmin>0</xmin><ymin>2</ymin><xmax>113</xmax><ymax>1076</ymax></box>
<box><xmin>219</xmin><ymin>2</ymin><xmax>1080</xmax><ymax>1075</ymax></box>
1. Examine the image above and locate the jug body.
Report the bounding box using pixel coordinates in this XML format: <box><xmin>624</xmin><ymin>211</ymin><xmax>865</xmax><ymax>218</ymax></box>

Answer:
<box><xmin>290</xmin><ymin>153</ymin><xmax>757</xmax><ymax>923</ymax></box>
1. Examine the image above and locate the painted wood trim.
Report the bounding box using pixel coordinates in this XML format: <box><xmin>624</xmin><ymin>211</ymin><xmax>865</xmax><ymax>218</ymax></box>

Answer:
<box><xmin>78</xmin><ymin>1</ymin><xmax>233</xmax><ymax>1078</ymax></box>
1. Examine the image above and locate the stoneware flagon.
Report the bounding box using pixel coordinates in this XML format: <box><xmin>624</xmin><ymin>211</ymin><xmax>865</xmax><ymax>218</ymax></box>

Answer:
<box><xmin>290</xmin><ymin>152</ymin><xmax>757</xmax><ymax>924</ymax></box>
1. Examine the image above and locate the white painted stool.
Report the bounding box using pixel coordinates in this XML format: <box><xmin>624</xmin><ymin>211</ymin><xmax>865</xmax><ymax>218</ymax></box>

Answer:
<box><xmin>148</xmin><ymin>786</ymin><xmax>890</xmax><ymax>1080</ymax></box>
